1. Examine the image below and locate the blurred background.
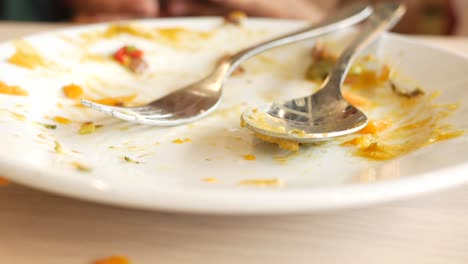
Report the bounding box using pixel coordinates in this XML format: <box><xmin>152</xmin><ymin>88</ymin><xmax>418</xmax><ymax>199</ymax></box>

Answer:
<box><xmin>0</xmin><ymin>0</ymin><xmax>466</xmax><ymax>35</ymax></box>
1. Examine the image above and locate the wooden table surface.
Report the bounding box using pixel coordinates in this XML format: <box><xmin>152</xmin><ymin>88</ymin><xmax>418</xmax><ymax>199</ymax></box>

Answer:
<box><xmin>1</xmin><ymin>22</ymin><xmax>468</xmax><ymax>264</ymax></box>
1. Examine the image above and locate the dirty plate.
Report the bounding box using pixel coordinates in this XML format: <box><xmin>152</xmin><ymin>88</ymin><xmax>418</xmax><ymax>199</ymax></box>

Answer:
<box><xmin>0</xmin><ymin>18</ymin><xmax>467</xmax><ymax>214</ymax></box>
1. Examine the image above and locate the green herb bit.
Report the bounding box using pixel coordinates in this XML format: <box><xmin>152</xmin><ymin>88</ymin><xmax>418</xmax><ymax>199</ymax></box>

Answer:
<box><xmin>54</xmin><ymin>140</ymin><xmax>64</xmax><ymax>154</ymax></box>
<box><xmin>37</xmin><ymin>122</ymin><xmax>57</xmax><ymax>129</ymax></box>
<box><xmin>125</xmin><ymin>45</ymin><xmax>137</xmax><ymax>52</ymax></box>
<box><xmin>124</xmin><ymin>156</ymin><xmax>141</xmax><ymax>164</ymax></box>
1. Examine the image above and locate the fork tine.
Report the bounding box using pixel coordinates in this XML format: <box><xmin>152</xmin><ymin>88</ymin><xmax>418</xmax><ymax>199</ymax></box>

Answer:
<box><xmin>81</xmin><ymin>99</ymin><xmax>117</xmax><ymax>115</ymax></box>
<box><xmin>81</xmin><ymin>99</ymin><xmax>175</xmax><ymax>121</ymax></box>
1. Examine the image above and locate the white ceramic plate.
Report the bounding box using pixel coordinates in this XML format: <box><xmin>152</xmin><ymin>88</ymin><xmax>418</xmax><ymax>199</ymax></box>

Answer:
<box><xmin>0</xmin><ymin>18</ymin><xmax>467</xmax><ymax>214</ymax></box>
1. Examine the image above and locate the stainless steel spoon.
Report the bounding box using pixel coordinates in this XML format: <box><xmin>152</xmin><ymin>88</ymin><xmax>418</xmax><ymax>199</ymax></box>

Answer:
<box><xmin>241</xmin><ymin>2</ymin><xmax>406</xmax><ymax>142</ymax></box>
<box><xmin>81</xmin><ymin>3</ymin><xmax>373</xmax><ymax>126</ymax></box>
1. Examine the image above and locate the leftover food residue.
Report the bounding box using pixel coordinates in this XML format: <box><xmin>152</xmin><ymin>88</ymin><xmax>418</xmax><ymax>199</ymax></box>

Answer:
<box><xmin>243</xmin><ymin>154</ymin><xmax>256</xmax><ymax>161</ymax></box>
<box><xmin>123</xmin><ymin>156</ymin><xmax>142</xmax><ymax>164</ymax></box>
<box><xmin>202</xmin><ymin>177</ymin><xmax>219</xmax><ymax>183</ymax></box>
<box><xmin>71</xmin><ymin>162</ymin><xmax>92</xmax><ymax>173</ymax></box>
<box><xmin>113</xmin><ymin>45</ymin><xmax>148</xmax><ymax>74</ymax></box>
<box><xmin>62</xmin><ymin>83</ymin><xmax>84</xmax><ymax>99</ymax></box>
<box><xmin>172</xmin><ymin>138</ymin><xmax>191</xmax><ymax>144</ymax></box>
<box><xmin>224</xmin><ymin>10</ymin><xmax>247</xmax><ymax>25</ymax></box>
<box><xmin>0</xmin><ymin>81</ymin><xmax>28</xmax><ymax>96</ymax></box>
<box><xmin>53</xmin><ymin>116</ymin><xmax>72</xmax><ymax>125</ymax></box>
<box><xmin>78</xmin><ymin>122</ymin><xmax>99</xmax><ymax>135</ymax></box>
<box><xmin>81</xmin><ymin>24</ymin><xmax>213</xmax><ymax>47</ymax></box>
<box><xmin>7</xmin><ymin>40</ymin><xmax>49</xmax><ymax>69</ymax></box>
<box><xmin>239</xmin><ymin>178</ymin><xmax>284</xmax><ymax>187</ymax></box>
<box><xmin>247</xmin><ymin>44</ymin><xmax>464</xmax><ymax>161</ymax></box>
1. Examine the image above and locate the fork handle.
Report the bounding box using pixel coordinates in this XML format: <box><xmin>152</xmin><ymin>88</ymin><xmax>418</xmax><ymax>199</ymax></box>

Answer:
<box><xmin>225</xmin><ymin>3</ymin><xmax>374</xmax><ymax>77</ymax></box>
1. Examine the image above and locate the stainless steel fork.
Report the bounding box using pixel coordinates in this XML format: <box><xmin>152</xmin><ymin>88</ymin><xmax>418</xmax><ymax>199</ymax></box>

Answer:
<box><xmin>82</xmin><ymin>3</ymin><xmax>373</xmax><ymax>126</ymax></box>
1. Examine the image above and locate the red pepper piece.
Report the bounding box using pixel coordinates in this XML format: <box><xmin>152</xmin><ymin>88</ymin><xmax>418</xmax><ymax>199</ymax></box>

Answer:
<box><xmin>114</xmin><ymin>47</ymin><xmax>126</xmax><ymax>63</ymax></box>
<box><xmin>129</xmin><ymin>49</ymin><xmax>143</xmax><ymax>59</ymax></box>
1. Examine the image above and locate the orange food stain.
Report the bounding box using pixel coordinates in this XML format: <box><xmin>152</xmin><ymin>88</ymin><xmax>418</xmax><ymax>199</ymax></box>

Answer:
<box><xmin>0</xmin><ymin>177</ymin><xmax>10</xmax><ymax>186</ymax></box>
<box><xmin>62</xmin><ymin>84</ymin><xmax>84</xmax><ymax>99</ymax></box>
<box><xmin>359</xmin><ymin>119</ymin><xmax>393</xmax><ymax>134</ymax></box>
<box><xmin>343</xmin><ymin>92</ymin><xmax>369</xmax><ymax>107</ymax></box>
<box><xmin>53</xmin><ymin>116</ymin><xmax>72</xmax><ymax>125</ymax></box>
<box><xmin>93</xmin><ymin>256</ymin><xmax>130</xmax><ymax>264</ymax></box>
<box><xmin>243</xmin><ymin>154</ymin><xmax>256</xmax><ymax>161</ymax></box>
<box><xmin>343</xmin><ymin>109</ymin><xmax>464</xmax><ymax>161</ymax></box>
<box><xmin>341</xmin><ymin>135</ymin><xmax>373</xmax><ymax>148</ymax></box>
<box><xmin>345</xmin><ymin>65</ymin><xmax>390</xmax><ymax>89</ymax></box>
<box><xmin>0</xmin><ymin>81</ymin><xmax>28</xmax><ymax>96</ymax></box>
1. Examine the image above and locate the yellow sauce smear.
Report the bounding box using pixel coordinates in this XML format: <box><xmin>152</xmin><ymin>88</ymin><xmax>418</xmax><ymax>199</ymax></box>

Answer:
<box><xmin>172</xmin><ymin>138</ymin><xmax>191</xmax><ymax>144</ymax></box>
<box><xmin>8</xmin><ymin>40</ymin><xmax>49</xmax><ymax>69</ymax></box>
<box><xmin>82</xmin><ymin>24</ymin><xmax>213</xmax><ymax>45</ymax></box>
<box><xmin>202</xmin><ymin>177</ymin><xmax>219</xmax><ymax>183</ymax></box>
<box><xmin>254</xmin><ymin>132</ymin><xmax>299</xmax><ymax>152</ymax></box>
<box><xmin>0</xmin><ymin>81</ymin><xmax>28</xmax><ymax>96</ymax></box>
<box><xmin>342</xmin><ymin>96</ymin><xmax>464</xmax><ymax>161</ymax></box>
<box><xmin>157</xmin><ymin>27</ymin><xmax>212</xmax><ymax>42</ymax></box>
<box><xmin>243</xmin><ymin>154</ymin><xmax>256</xmax><ymax>160</ymax></box>
<box><xmin>93</xmin><ymin>256</ymin><xmax>130</xmax><ymax>264</ymax></box>
<box><xmin>101</xmin><ymin>24</ymin><xmax>157</xmax><ymax>40</ymax></box>
<box><xmin>239</xmin><ymin>178</ymin><xmax>283</xmax><ymax>187</ymax></box>
<box><xmin>53</xmin><ymin>116</ymin><xmax>72</xmax><ymax>125</ymax></box>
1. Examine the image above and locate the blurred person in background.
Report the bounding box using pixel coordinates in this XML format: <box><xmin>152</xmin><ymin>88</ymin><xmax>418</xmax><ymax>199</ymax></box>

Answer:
<box><xmin>0</xmin><ymin>0</ymin><xmax>462</xmax><ymax>35</ymax></box>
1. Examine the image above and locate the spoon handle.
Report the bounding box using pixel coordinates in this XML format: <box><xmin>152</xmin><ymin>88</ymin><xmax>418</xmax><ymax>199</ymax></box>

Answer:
<box><xmin>225</xmin><ymin>3</ymin><xmax>374</xmax><ymax>77</ymax></box>
<box><xmin>323</xmin><ymin>3</ymin><xmax>406</xmax><ymax>95</ymax></box>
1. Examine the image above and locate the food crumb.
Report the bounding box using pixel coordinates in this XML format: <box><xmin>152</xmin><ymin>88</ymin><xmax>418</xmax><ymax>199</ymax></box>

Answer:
<box><xmin>37</xmin><ymin>122</ymin><xmax>57</xmax><ymax>129</ymax></box>
<box><xmin>202</xmin><ymin>177</ymin><xmax>219</xmax><ymax>183</ymax></box>
<box><xmin>79</xmin><ymin>122</ymin><xmax>97</xmax><ymax>135</ymax></box>
<box><xmin>254</xmin><ymin>133</ymin><xmax>299</xmax><ymax>152</ymax></box>
<box><xmin>0</xmin><ymin>81</ymin><xmax>28</xmax><ymax>96</ymax></box>
<box><xmin>0</xmin><ymin>177</ymin><xmax>10</xmax><ymax>186</ymax></box>
<box><xmin>93</xmin><ymin>256</ymin><xmax>130</xmax><ymax>264</ymax></box>
<box><xmin>224</xmin><ymin>10</ymin><xmax>247</xmax><ymax>25</ymax></box>
<box><xmin>71</xmin><ymin>162</ymin><xmax>92</xmax><ymax>173</ymax></box>
<box><xmin>172</xmin><ymin>138</ymin><xmax>191</xmax><ymax>144</ymax></box>
<box><xmin>54</xmin><ymin>116</ymin><xmax>72</xmax><ymax>125</ymax></box>
<box><xmin>123</xmin><ymin>156</ymin><xmax>142</xmax><ymax>164</ymax></box>
<box><xmin>91</xmin><ymin>94</ymin><xmax>137</xmax><ymax>107</ymax></box>
<box><xmin>243</xmin><ymin>154</ymin><xmax>256</xmax><ymax>161</ymax></box>
<box><xmin>239</xmin><ymin>178</ymin><xmax>284</xmax><ymax>187</ymax></box>
<box><xmin>10</xmin><ymin>111</ymin><xmax>26</xmax><ymax>121</ymax></box>
<box><xmin>54</xmin><ymin>140</ymin><xmax>64</xmax><ymax>154</ymax></box>
<box><xmin>62</xmin><ymin>84</ymin><xmax>84</xmax><ymax>99</ymax></box>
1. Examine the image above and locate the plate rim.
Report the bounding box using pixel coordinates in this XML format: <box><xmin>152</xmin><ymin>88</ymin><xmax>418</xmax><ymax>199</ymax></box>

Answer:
<box><xmin>1</xmin><ymin>17</ymin><xmax>468</xmax><ymax>214</ymax></box>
